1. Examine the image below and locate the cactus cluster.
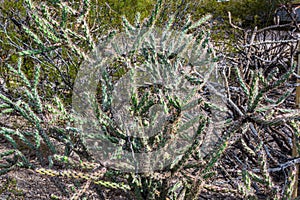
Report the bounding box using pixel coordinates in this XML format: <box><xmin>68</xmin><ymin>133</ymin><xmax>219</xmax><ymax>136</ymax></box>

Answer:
<box><xmin>0</xmin><ymin>0</ymin><xmax>299</xmax><ymax>199</ymax></box>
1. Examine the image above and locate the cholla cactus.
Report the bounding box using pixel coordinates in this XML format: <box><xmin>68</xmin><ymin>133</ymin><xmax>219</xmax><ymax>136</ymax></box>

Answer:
<box><xmin>73</xmin><ymin>0</ymin><xmax>224</xmax><ymax>172</ymax></box>
<box><xmin>71</xmin><ymin>0</ymin><xmax>231</xmax><ymax>198</ymax></box>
